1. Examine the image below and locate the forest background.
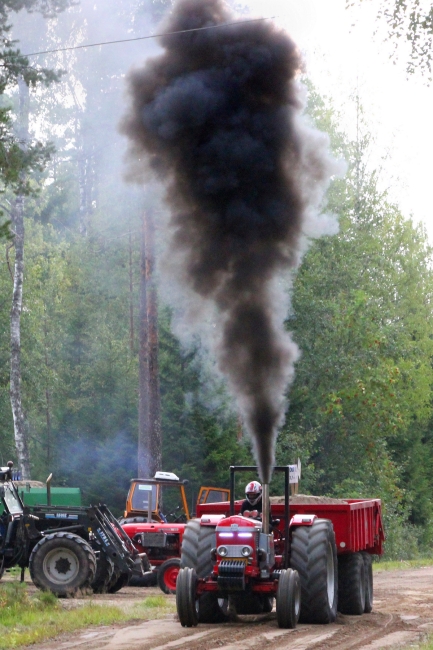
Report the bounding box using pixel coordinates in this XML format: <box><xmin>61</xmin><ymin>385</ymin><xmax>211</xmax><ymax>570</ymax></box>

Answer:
<box><xmin>1</xmin><ymin>0</ymin><xmax>433</xmax><ymax>560</ymax></box>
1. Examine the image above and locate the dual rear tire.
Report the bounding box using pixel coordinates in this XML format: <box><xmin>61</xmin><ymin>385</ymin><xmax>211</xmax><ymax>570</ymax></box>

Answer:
<box><xmin>338</xmin><ymin>551</ymin><xmax>373</xmax><ymax>615</ymax></box>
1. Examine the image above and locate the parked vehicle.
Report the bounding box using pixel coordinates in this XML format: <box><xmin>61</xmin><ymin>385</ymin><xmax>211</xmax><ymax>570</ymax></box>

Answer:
<box><xmin>0</xmin><ymin>462</ymin><xmax>148</xmax><ymax>596</ymax></box>
<box><xmin>121</xmin><ymin>471</ymin><xmax>229</xmax><ymax>593</ymax></box>
<box><xmin>176</xmin><ymin>465</ymin><xmax>384</xmax><ymax>628</ymax></box>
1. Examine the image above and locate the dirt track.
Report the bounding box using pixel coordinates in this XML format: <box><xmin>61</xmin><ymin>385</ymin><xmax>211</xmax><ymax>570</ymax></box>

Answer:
<box><xmin>23</xmin><ymin>565</ymin><xmax>433</xmax><ymax>650</ymax></box>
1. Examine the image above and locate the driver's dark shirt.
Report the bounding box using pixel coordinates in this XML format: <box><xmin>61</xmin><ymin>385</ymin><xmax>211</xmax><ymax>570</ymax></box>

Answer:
<box><xmin>240</xmin><ymin>497</ymin><xmax>263</xmax><ymax>517</ymax></box>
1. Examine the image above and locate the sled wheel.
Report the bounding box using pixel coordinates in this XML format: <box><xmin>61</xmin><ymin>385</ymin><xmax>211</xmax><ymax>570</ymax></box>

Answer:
<box><xmin>176</xmin><ymin>567</ymin><xmax>198</xmax><ymax>627</ymax></box>
<box><xmin>276</xmin><ymin>568</ymin><xmax>301</xmax><ymax>628</ymax></box>
<box><xmin>29</xmin><ymin>532</ymin><xmax>96</xmax><ymax>597</ymax></box>
<box><xmin>291</xmin><ymin>518</ymin><xmax>338</xmax><ymax>623</ymax></box>
<box><xmin>158</xmin><ymin>558</ymin><xmax>180</xmax><ymax>594</ymax></box>
<box><xmin>338</xmin><ymin>552</ymin><xmax>366</xmax><ymax>615</ymax></box>
<box><xmin>361</xmin><ymin>552</ymin><xmax>373</xmax><ymax>613</ymax></box>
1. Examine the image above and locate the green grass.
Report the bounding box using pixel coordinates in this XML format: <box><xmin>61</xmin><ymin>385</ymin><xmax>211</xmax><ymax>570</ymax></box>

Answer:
<box><xmin>0</xmin><ymin>582</ymin><xmax>175</xmax><ymax>649</ymax></box>
<box><xmin>373</xmin><ymin>558</ymin><xmax>433</xmax><ymax>572</ymax></box>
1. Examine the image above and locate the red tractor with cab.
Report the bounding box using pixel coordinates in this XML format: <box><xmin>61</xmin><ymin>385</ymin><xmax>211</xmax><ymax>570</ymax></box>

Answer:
<box><xmin>120</xmin><ymin>471</ymin><xmax>229</xmax><ymax>593</ymax></box>
<box><xmin>176</xmin><ymin>465</ymin><xmax>384</xmax><ymax>628</ymax></box>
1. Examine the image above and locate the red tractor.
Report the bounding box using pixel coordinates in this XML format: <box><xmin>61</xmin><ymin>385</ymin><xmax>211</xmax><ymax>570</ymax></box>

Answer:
<box><xmin>176</xmin><ymin>465</ymin><xmax>384</xmax><ymax>628</ymax></box>
<box><xmin>121</xmin><ymin>472</ymin><xmax>229</xmax><ymax>593</ymax></box>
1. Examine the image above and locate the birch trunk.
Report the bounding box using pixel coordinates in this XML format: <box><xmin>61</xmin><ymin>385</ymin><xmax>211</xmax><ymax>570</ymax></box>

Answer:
<box><xmin>10</xmin><ymin>78</ymin><xmax>31</xmax><ymax>479</ymax></box>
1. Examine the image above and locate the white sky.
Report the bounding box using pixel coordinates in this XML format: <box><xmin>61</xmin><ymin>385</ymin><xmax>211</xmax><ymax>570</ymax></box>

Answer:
<box><xmin>246</xmin><ymin>0</ymin><xmax>433</xmax><ymax>241</ymax></box>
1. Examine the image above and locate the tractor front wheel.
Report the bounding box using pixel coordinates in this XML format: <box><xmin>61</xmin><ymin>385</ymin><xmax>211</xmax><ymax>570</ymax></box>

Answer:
<box><xmin>276</xmin><ymin>568</ymin><xmax>301</xmax><ymax>629</ymax></box>
<box><xmin>107</xmin><ymin>568</ymin><xmax>129</xmax><ymax>593</ymax></box>
<box><xmin>29</xmin><ymin>532</ymin><xmax>96</xmax><ymax>597</ymax></box>
<box><xmin>158</xmin><ymin>558</ymin><xmax>180</xmax><ymax>594</ymax></box>
<box><xmin>92</xmin><ymin>553</ymin><xmax>114</xmax><ymax>593</ymax></box>
<box><xmin>176</xmin><ymin>567</ymin><xmax>198</xmax><ymax>627</ymax></box>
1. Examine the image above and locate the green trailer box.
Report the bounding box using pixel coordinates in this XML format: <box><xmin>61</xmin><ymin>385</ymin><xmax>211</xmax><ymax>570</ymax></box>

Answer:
<box><xmin>0</xmin><ymin>485</ymin><xmax>81</xmax><ymax>514</ymax></box>
<box><xmin>18</xmin><ymin>487</ymin><xmax>81</xmax><ymax>507</ymax></box>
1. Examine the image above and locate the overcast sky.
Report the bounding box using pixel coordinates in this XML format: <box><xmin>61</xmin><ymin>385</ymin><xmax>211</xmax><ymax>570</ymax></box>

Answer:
<box><xmin>245</xmin><ymin>0</ymin><xmax>433</xmax><ymax>241</ymax></box>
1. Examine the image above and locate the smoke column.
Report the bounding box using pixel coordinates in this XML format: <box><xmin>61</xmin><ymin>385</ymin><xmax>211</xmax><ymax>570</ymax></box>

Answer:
<box><xmin>121</xmin><ymin>0</ymin><xmax>340</xmax><ymax>484</ymax></box>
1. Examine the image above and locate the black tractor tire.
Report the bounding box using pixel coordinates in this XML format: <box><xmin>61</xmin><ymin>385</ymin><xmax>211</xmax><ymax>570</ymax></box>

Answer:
<box><xmin>176</xmin><ymin>567</ymin><xmax>198</xmax><ymax>627</ymax></box>
<box><xmin>107</xmin><ymin>568</ymin><xmax>130</xmax><ymax>593</ymax></box>
<box><xmin>179</xmin><ymin>519</ymin><xmax>228</xmax><ymax>623</ymax></box>
<box><xmin>361</xmin><ymin>552</ymin><xmax>373</xmax><ymax>613</ymax></box>
<box><xmin>129</xmin><ymin>570</ymin><xmax>158</xmax><ymax>587</ymax></box>
<box><xmin>180</xmin><ymin>519</ymin><xmax>201</xmax><ymax>569</ymax></box>
<box><xmin>229</xmin><ymin>593</ymin><xmax>265</xmax><ymax>615</ymax></box>
<box><xmin>29</xmin><ymin>532</ymin><xmax>97</xmax><ymax>597</ymax></box>
<box><xmin>157</xmin><ymin>558</ymin><xmax>181</xmax><ymax>594</ymax></box>
<box><xmin>338</xmin><ymin>552</ymin><xmax>366</xmax><ymax>615</ymax></box>
<box><xmin>262</xmin><ymin>596</ymin><xmax>274</xmax><ymax>613</ymax></box>
<box><xmin>290</xmin><ymin>518</ymin><xmax>338</xmax><ymax>624</ymax></box>
<box><xmin>92</xmin><ymin>552</ymin><xmax>114</xmax><ymax>593</ymax></box>
<box><xmin>276</xmin><ymin>568</ymin><xmax>301</xmax><ymax>629</ymax></box>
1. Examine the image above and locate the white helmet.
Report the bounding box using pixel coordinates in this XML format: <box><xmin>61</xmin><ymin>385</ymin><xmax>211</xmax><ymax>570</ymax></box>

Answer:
<box><xmin>245</xmin><ymin>481</ymin><xmax>262</xmax><ymax>506</ymax></box>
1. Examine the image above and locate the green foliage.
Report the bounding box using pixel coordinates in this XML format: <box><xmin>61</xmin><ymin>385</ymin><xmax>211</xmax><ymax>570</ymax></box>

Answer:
<box><xmin>278</xmin><ymin>87</ymin><xmax>433</xmax><ymax>558</ymax></box>
<box><xmin>1</xmin><ymin>0</ymin><xmax>432</xmax><ymax>559</ymax></box>
<box><xmin>0</xmin><ymin>0</ymin><xmax>71</xmax><ymax>218</ymax></box>
<box><xmin>348</xmin><ymin>1</ymin><xmax>433</xmax><ymax>79</ymax></box>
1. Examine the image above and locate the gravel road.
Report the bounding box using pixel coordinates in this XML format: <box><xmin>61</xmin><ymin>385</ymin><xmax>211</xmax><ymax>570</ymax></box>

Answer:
<box><xmin>21</xmin><ymin>565</ymin><xmax>433</xmax><ymax>650</ymax></box>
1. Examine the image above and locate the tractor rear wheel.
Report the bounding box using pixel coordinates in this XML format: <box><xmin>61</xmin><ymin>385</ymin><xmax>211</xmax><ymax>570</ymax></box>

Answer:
<box><xmin>157</xmin><ymin>558</ymin><xmax>180</xmax><ymax>594</ymax></box>
<box><xmin>290</xmin><ymin>519</ymin><xmax>338</xmax><ymax>624</ymax></box>
<box><xmin>180</xmin><ymin>519</ymin><xmax>201</xmax><ymax>569</ymax></box>
<box><xmin>338</xmin><ymin>552</ymin><xmax>366</xmax><ymax>615</ymax></box>
<box><xmin>262</xmin><ymin>596</ymin><xmax>274</xmax><ymax>613</ymax></box>
<box><xmin>176</xmin><ymin>567</ymin><xmax>198</xmax><ymax>627</ymax></box>
<box><xmin>29</xmin><ymin>532</ymin><xmax>96</xmax><ymax>597</ymax></box>
<box><xmin>230</xmin><ymin>593</ymin><xmax>266</xmax><ymax>615</ymax></box>
<box><xmin>180</xmin><ymin>521</ymin><xmax>228</xmax><ymax>623</ymax></box>
<box><xmin>276</xmin><ymin>568</ymin><xmax>301</xmax><ymax>628</ymax></box>
<box><xmin>361</xmin><ymin>552</ymin><xmax>373</xmax><ymax>613</ymax></box>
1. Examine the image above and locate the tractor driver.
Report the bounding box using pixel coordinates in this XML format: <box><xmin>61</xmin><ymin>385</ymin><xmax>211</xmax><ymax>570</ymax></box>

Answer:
<box><xmin>241</xmin><ymin>481</ymin><xmax>266</xmax><ymax>521</ymax></box>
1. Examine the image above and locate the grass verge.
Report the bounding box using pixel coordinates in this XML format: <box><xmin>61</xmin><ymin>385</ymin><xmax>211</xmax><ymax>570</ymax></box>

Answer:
<box><xmin>373</xmin><ymin>558</ymin><xmax>433</xmax><ymax>572</ymax></box>
<box><xmin>0</xmin><ymin>581</ymin><xmax>175</xmax><ymax>649</ymax></box>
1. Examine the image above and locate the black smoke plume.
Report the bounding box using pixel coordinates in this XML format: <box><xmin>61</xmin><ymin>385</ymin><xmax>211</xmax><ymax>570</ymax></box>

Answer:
<box><xmin>121</xmin><ymin>0</ymin><xmax>339</xmax><ymax>484</ymax></box>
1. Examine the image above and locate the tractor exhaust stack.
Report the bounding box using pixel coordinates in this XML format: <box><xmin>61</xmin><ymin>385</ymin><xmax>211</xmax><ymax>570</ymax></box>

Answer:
<box><xmin>262</xmin><ymin>483</ymin><xmax>270</xmax><ymax>535</ymax></box>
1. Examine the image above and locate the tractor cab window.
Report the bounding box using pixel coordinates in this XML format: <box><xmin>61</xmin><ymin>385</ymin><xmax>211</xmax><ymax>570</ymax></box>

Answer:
<box><xmin>199</xmin><ymin>488</ymin><xmax>230</xmax><ymax>504</ymax></box>
<box><xmin>2</xmin><ymin>483</ymin><xmax>23</xmax><ymax>515</ymax></box>
<box><xmin>131</xmin><ymin>484</ymin><xmax>157</xmax><ymax>513</ymax></box>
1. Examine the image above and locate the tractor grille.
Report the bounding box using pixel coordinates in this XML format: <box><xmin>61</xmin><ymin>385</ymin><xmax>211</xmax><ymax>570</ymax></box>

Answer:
<box><xmin>217</xmin><ymin>560</ymin><xmax>245</xmax><ymax>591</ymax></box>
<box><xmin>138</xmin><ymin>532</ymin><xmax>167</xmax><ymax>548</ymax></box>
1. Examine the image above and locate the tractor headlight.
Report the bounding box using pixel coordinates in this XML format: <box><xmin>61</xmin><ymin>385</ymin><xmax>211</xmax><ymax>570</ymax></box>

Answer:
<box><xmin>241</xmin><ymin>546</ymin><xmax>253</xmax><ymax>557</ymax></box>
<box><xmin>217</xmin><ymin>546</ymin><xmax>228</xmax><ymax>557</ymax></box>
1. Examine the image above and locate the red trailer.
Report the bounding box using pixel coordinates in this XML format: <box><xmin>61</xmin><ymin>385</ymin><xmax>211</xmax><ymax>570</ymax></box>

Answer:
<box><xmin>176</xmin><ymin>466</ymin><xmax>384</xmax><ymax>629</ymax></box>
